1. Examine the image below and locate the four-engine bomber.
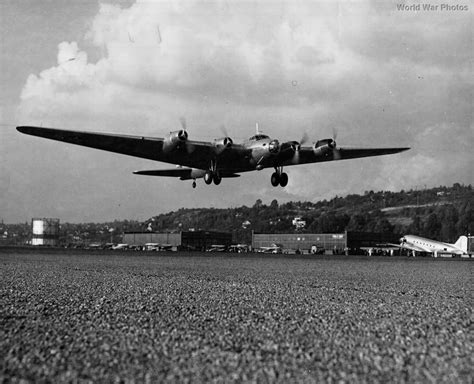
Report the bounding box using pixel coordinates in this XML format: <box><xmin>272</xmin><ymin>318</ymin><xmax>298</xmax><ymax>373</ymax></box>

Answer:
<box><xmin>17</xmin><ymin>122</ymin><xmax>409</xmax><ymax>189</ymax></box>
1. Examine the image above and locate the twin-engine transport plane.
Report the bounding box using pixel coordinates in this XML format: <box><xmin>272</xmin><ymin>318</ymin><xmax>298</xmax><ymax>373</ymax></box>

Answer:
<box><xmin>388</xmin><ymin>235</ymin><xmax>470</xmax><ymax>258</ymax></box>
<box><xmin>16</xmin><ymin>124</ymin><xmax>409</xmax><ymax>188</ymax></box>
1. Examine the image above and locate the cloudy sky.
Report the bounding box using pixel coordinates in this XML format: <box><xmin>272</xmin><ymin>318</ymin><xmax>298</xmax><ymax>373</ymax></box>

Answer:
<box><xmin>1</xmin><ymin>0</ymin><xmax>472</xmax><ymax>223</ymax></box>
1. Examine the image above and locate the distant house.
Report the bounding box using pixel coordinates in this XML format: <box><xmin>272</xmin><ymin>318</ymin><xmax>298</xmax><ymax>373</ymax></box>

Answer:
<box><xmin>292</xmin><ymin>217</ymin><xmax>306</xmax><ymax>229</ymax></box>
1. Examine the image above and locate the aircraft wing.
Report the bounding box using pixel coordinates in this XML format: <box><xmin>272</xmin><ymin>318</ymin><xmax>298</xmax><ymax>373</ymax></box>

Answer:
<box><xmin>334</xmin><ymin>147</ymin><xmax>410</xmax><ymax>160</ymax></box>
<box><xmin>385</xmin><ymin>243</ymin><xmax>427</xmax><ymax>253</ymax></box>
<box><xmin>282</xmin><ymin>146</ymin><xmax>410</xmax><ymax>166</ymax></box>
<box><xmin>16</xmin><ymin>126</ymin><xmax>250</xmax><ymax>170</ymax></box>
<box><xmin>17</xmin><ymin>126</ymin><xmax>165</xmax><ymax>161</ymax></box>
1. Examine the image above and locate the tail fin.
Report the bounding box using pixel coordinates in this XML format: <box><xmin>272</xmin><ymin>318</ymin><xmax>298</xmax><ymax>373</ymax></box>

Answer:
<box><xmin>453</xmin><ymin>236</ymin><xmax>468</xmax><ymax>253</ymax></box>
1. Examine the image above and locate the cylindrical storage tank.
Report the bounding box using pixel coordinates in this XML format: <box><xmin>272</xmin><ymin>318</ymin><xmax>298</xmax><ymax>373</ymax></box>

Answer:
<box><xmin>32</xmin><ymin>219</ymin><xmax>44</xmax><ymax>236</ymax></box>
<box><xmin>32</xmin><ymin>218</ymin><xmax>60</xmax><ymax>246</ymax></box>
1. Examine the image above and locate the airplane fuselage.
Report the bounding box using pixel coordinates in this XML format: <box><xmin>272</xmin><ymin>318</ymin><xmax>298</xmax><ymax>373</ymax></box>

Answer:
<box><xmin>401</xmin><ymin>234</ymin><xmax>467</xmax><ymax>256</ymax></box>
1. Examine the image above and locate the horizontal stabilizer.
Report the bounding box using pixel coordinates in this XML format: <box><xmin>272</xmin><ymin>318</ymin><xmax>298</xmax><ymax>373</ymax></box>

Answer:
<box><xmin>134</xmin><ymin>169</ymin><xmax>193</xmax><ymax>177</ymax></box>
<box><xmin>134</xmin><ymin>168</ymin><xmax>240</xmax><ymax>180</ymax></box>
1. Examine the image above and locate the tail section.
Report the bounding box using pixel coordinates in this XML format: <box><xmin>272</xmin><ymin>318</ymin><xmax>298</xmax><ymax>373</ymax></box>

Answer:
<box><xmin>453</xmin><ymin>236</ymin><xmax>468</xmax><ymax>253</ymax></box>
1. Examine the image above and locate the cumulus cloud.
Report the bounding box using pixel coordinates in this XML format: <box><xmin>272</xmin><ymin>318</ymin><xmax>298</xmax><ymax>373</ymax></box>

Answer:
<box><xmin>13</xmin><ymin>0</ymin><xmax>472</xmax><ymax>220</ymax></box>
<box><xmin>20</xmin><ymin>1</ymin><xmax>365</xmax><ymax>111</ymax></box>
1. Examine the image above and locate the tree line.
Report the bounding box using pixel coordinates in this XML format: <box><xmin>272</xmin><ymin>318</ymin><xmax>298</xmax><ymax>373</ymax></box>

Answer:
<box><xmin>146</xmin><ymin>183</ymin><xmax>472</xmax><ymax>243</ymax></box>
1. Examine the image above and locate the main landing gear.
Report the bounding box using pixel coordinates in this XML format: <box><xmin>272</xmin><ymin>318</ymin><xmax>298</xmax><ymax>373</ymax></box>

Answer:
<box><xmin>271</xmin><ymin>167</ymin><xmax>288</xmax><ymax>187</ymax></box>
<box><xmin>204</xmin><ymin>170</ymin><xmax>222</xmax><ymax>185</ymax></box>
<box><xmin>203</xmin><ymin>159</ymin><xmax>222</xmax><ymax>186</ymax></box>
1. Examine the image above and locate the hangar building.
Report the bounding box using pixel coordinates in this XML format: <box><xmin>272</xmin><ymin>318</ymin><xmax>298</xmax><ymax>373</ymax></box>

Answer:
<box><xmin>252</xmin><ymin>231</ymin><xmax>400</xmax><ymax>254</ymax></box>
<box><xmin>122</xmin><ymin>231</ymin><xmax>232</xmax><ymax>251</ymax></box>
<box><xmin>468</xmin><ymin>236</ymin><xmax>474</xmax><ymax>254</ymax></box>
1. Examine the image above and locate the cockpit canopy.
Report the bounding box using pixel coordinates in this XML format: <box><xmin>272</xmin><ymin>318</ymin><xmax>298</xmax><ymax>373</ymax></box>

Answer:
<box><xmin>248</xmin><ymin>134</ymin><xmax>270</xmax><ymax>141</ymax></box>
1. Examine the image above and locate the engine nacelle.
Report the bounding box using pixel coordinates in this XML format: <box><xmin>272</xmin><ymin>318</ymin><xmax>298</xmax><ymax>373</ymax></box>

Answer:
<box><xmin>268</xmin><ymin>139</ymin><xmax>280</xmax><ymax>154</ymax></box>
<box><xmin>313</xmin><ymin>139</ymin><xmax>335</xmax><ymax>156</ymax></box>
<box><xmin>163</xmin><ymin>130</ymin><xmax>188</xmax><ymax>152</ymax></box>
<box><xmin>281</xmin><ymin>140</ymin><xmax>301</xmax><ymax>154</ymax></box>
<box><xmin>214</xmin><ymin>137</ymin><xmax>233</xmax><ymax>150</ymax></box>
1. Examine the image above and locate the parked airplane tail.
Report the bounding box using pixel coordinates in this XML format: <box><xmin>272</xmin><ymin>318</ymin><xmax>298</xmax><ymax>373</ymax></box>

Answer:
<box><xmin>453</xmin><ymin>236</ymin><xmax>468</xmax><ymax>253</ymax></box>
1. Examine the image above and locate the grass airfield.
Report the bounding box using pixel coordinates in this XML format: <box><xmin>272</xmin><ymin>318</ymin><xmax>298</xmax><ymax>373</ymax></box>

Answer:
<box><xmin>1</xmin><ymin>250</ymin><xmax>472</xmax><ymax>383</ymax></box>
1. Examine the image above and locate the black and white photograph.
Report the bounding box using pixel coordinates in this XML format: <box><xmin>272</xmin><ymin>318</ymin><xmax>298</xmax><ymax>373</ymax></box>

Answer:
<box><xmin>1</xmin><ymin>0</ymin><xmax>472</xmax><ymax>382</ymax></box>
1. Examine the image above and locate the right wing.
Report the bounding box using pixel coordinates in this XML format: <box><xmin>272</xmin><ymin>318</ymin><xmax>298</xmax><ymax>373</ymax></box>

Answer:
<box><xmin>17</xmin><ymin>126</ymin><xmax>164</xmax><ymax>161</ymax></box>
<box><xmin>16</xmin><ymin>126</ymin><xmax>250</xmax><ymax>171</ymax></box>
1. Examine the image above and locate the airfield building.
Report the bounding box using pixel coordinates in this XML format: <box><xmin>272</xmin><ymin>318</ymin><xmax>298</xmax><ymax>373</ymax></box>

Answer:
<box><xmin>252</xmin><ymin>231</ymin><xmax>400</xmax><ymax>254</ymax></box>
<box><xmin>468</xmin><ymin>236</ymin><xmax>474</xmax><ymax>254</ymax></box>
<box><xmin>122</xmin><ymin>230</ymin><xmax>232</xmax><ymax>251</ymax></box>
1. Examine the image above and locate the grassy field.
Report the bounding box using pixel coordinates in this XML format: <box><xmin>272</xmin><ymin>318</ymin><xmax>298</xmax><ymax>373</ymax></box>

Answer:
<box><xmin>1</xmin><ymin>251</ymin><xmax>472</xmax><ymax>383</ymax></box>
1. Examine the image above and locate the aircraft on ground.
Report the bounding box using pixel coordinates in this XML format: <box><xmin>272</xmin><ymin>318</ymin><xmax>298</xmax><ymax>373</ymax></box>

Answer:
<box><xmin>388</xmin><ymin>234</ymin><xmax>470</xmax><ymax>257</ymax></box>
<box><xmin>228</xmin><ymin>244</ymin><xmax>250</xmax><ymax>253</ymax></box>
<box><xmin>144</xmin><ymin>243</ymin><xmax>174</xmax><ymax>251</ymax></box>
<box><xmin>257</xmin><ymin>243</ymin><xmax>283</xmax><ymax>254</ymax></box>
<box><xmin>17</xmin><ymin>123</ymin><xmax>409</xmax><ymax>188</ymax></box>
<box><xmin>111</xmin><ymin>243</ymin><xmax>129</xmax><ymax>250</ymax></box>
<box><xmin>86</xmin><ymin>243</ymin><xmax>102</xmax><ymax>249</ymax></box>
<box><xmin>206</xmin><ymin>244</ymin><xmax>227</xmax><ymax>252</ymax></box>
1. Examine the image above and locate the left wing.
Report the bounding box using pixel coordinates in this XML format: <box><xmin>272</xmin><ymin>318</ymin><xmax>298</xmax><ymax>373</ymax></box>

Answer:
<box><xmin>385</xmin><ymin>242</ymin><xmax>427</xmax><ymax>253</ymax></box>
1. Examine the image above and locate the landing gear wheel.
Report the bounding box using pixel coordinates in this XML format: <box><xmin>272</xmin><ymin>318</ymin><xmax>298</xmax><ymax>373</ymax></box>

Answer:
<box><xmin>213</xmin><ymin>173</ymin><xmax>222</xmax><ymax>185</ymax></box>
<box><xmin>192</xmin><ymin>180</ymin><xmax>196</xmax><ymax>188</ymax></box>
<box><xmin>279</xmin><ymin>172</ymin><xmax>288</xmax><ymax>187</ymax></box>
<box><xmin>271</xmin><ymin>172</ymin><xmax>280</xmax><ymax>187</ymax></box>
<box><xmin>204</xmin><ymin>171</ymin><xmax>213</xmax><ymax>185</ymax></box>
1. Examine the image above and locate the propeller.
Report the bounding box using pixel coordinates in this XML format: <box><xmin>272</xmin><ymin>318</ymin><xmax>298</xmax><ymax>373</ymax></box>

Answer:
<box><xmin>331</xmin><ymin>127</ymin><xmax>340</xmax><ymax>160</ymax></box>
<box><xmin>291</xmin><ymin>131</ymin><xmax>309</xmax><ymax>164</ymax></box>
<box><xmin>180</xmin><ymin>116</ymin><xmax>187</xmax><ymax>131</ymax></box>
<box><xmin>299</xmin><ymin>127</ymin><xmax>341</xmax><ymax>161</ymax></box>
<box><xmin>220</xmin><ymin>124</ymin><xmax>229</xmax><ymax>137</ymax></box>
<box><xmin>300</xmin><ymin>131</ymin><xmax>309</xmax><ymax>146</ymax></box>
<box><xmin>179</xmin><ymin>117</ymin><xmax>195</xmax><ymax>153</ymax></box>
<box><xmin>213</xmin><ymin>124</ymin><xmax>233</xmax><ymax>154</ymax></box>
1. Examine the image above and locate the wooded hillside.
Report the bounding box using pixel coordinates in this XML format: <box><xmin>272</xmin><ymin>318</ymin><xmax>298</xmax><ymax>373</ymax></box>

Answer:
<box><xmin>2</xmin><ymin>184</ymin><xmax>471</xmax><ymax>245</ymax></box>
<box><xmin>146</xmin><ymin>183</ymin><xmax>472</xmax><ymax>243</ymax></box>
